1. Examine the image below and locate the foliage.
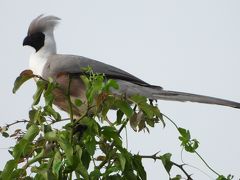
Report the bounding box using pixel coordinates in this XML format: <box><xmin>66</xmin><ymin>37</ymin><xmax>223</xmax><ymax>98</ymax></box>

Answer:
<box><xmin>0</xmin><ymin>69</ymin><xmax>236</xmax><ymax>180</ymax></box>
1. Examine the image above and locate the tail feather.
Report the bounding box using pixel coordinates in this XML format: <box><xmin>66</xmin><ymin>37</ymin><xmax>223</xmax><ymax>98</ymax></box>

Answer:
<box><xmin>153</xmin><ymin>90</ymin><xmax>240</xmax><ymax>109</ymax></box>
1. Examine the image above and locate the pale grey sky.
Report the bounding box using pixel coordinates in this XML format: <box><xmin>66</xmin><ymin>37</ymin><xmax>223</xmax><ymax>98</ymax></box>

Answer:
<box><xmin>1</xmin><ymin>1</ymin><xmax>240</xmax><ymax>179</ymax></box>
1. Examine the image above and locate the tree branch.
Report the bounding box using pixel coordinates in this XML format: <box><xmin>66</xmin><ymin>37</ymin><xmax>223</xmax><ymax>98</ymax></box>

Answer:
<box><xmin>139</xmin><ymin>154</ymin><xmax>193</xmax><ymax>180</ymax></box>
<box><xmin>6</xmin><ymin>119</ymin><xmax>29</xmax><ymax>128</ymax></box>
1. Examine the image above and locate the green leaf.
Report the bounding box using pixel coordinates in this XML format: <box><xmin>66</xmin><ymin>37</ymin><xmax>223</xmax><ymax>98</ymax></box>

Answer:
<box><xmin>13</xmin><ymin>125</ymin><xmax>38</xmax><ymax>160</ymax></box>
<box><xmin>130</xmin><ymin>112</ymin><xmax>144</xmax><ymax>132</ymax></box>
<box><xmin>13</xmin><ymin>139</ymin><xmax>28</xmax><ymax>159</ymax></box>
<box><xmin>101</xmin><ymin>126</ymin><xmax>122</xmax><ymax>146</ymax></box>
<box><xmin>12</xmin><ymin>169</ymin><xmax>26</xmax><ymax>179</ymax></box>
<box><xmin>145</xmin><ymin>118</ymin><xmax>155</xmax><ymax>127</ymax></box>
<box><xmin>131</xmin><ymin>94</ymin><xmax>158</xmax><ymax>119</ymax></box>
<box><xmin>26</xmin><ymin>149</ymin><xmax>45</xmax><ymax>171</ymax></box>
<box><xmin>2</xmin><ymin>132</ymin><xmax>9</xmax><ymax>138</ymax></box>
<box><xmin>43</xmin><ymin>80</ymin><xmax>57</xmax><ymax>106</ymax></box>
<box><xmin>118</xmin><ymin>148</ymin><xmax>132</xmax><ymax>163</ymax></box>
<box><xmin>0</xmin><ymin>160</ymin><xmax>17</xmax><ymax>180</ymax></box>
<box><xmin>43</xmin><ymin>124</ymin><xmax>52</xmax><ymax>134</ymax></box>
<box><xmin>23</xmin><ymin>176</ymin><xmax>33</xmax><ymax>180</ymax></box>
<box><xmin>139</xmin><ymin>103</ymin><xmax>154</xmax><ymax>118</ymax></box>
<box><xmin>217</xmin><ymin>175</ymin><xmax>228</xmax><ymax>180</ymax></box>
<box><xmin>57</xmin><ymin>131</ymin><xmax>73</xmax><ymax>166</ymax></box>
<box><xmin>117</xmin><ymin>153</ymin><xmax>126</xmax><ymax>171</ymax></box>
<box><xmin>104</xmin><ymin>79</ymin><xmax>119</xmax><ymax>92</ymax></box>
<box><xmin>75</xmin><ymin>99</ymin><xmax>83</xmax><ymax>107</ymax></box>
<box><xmin>80</xmin><ymin>75</ymin><xmax>90</xmax><ymax>89</ymax></box>
<box><xmin>104</xmin><ymin>166</ymin><xmax>119</xmax><ymax>177</ymax></box>
<box><xmin>89</xmin><ymin>169</ymin><xmax>101</xmax><ymax>180</ymax></box>
<box><xmin>116</xmin><ymin>110</ymin><xmax>124</xmax><ymax>124</ymax></box>
<box><xmin>23</xmin><ymin>124</ymin><xmax>39</xmax><ymax>142</ymax></box>
<box><xmin>106</xmin><ymin>174</ymin><xmax>122</xmax><ymax>180</ymax></box>
<box><xmin>115</xmin><ymin>100</ymin><xmax>134</xmax><ymax>118</ymax></box>
<box><xmin>138</xmin><ymin>117</ymin><xmax>147</xmax><ymax>132</ymax></box>
<box><xmin>132</xmin><ymin>155</ymin><xmax>146</xmax><ymax>180</ymax></box>
<box><xmin>178</xmin><ymin>127</ymin><xmax>199</xmax><ymax>152</ymax></box>
<box><xmin>216</xmin><ymin>174</ymin><xmax>234</xmax><ymax>180</ymax></box>
<box><xmin>87</xmin><ymin>75</ymin><xmax>104</xmax><ymax>103</ymax></box>
<box><xmin>85</xmin><ymin>135</ymin><xmax>96</xmax><ymax>156</ymax></box>
<box><xmin>160</xmin><ymin>153</ymin><xmax>173</xmax><ymax>174</ymax></box>
<box><xmin>29</xmin><ymin>108</ymin><xmax>45</xmax><ymax>124</ymax></box>
<box><xmin>76</xmin><ymin>145</ymin><xmax>89</xmax><ymax>180</ymax></box>
<box><xmin>12</xmin><ymin>70</ymin><xmax>34</xmax><ymax>93</ymax></box>
<box><xmin>29</xmin><ymin>109</ymin><xmax>37</xmax><ymax>121</ymax></box>
<box><xmin>31</xmin><ymin>163</ymin><xmax>48</xmax><ymax>179</ymax></box>
<box><xmin>130</xmin><ymin>94</ymin><xmax>147</xmax><ymax>104</ymax></box>
<box><xmin>178</xmin><ymin>127</ymin><xmax>190</xmax><ymax>141</ymax></box>
<box><xmin>52</xmin><ymin>151</ymin><xmax>62</xmax><ymax>177</ymax></box>
<box><xmin>81</xmin><ymin>149</ymin><xmax>91</xmax><ymax>170</ymax></box>
<box><xmin>124</xmin><ymin>171</ymin><xmax>138</xmax><ymax>180</ymax></box>
<box><xmin>32</xmin><ymin>80</ymin><xmax>46</xmax><ymax>105</ymax></box>
<box><xmin>171</xmin><ymin>175</ymin><xmax>182</xmax><ymax>180</ymax></box>
<box><xmin>80</xmin><ymin>117</ymin><xmax>99</xmax><ymax>135</ymax></box>
<box><xmin>44</xmin><ymin>105</ymin><xmax>61</xmax><ymax>121</ymax></box>
<box><xmin>45</xmin><ymin>131</ymin><xmax>57</xmax><ymax>141</ymax></box>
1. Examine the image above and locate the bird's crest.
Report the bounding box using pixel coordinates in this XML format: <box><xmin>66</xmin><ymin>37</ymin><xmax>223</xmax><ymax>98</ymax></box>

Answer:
<box><xmin>28</xmin><ymin>14</ymin><xmax>61</xmax><ymax>35</ymax></box>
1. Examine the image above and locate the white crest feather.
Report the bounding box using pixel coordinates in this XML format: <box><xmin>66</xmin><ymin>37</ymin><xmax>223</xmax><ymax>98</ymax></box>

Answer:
<box><xmin>28</xmin><ymin>14</ymin><xmax>61</xmax><ymax>35</ymax></box>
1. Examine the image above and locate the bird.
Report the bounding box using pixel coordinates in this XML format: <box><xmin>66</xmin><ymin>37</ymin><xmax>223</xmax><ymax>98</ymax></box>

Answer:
<box><xmin>22</xmin><ymin>14</ymin><xmax>240</xmax><ymax>116</ymax></box>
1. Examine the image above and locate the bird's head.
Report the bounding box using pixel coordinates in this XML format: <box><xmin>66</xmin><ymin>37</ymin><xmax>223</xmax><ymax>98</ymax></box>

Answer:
<box><xmin>23</xmin><ymin>14</ymin><xmax>61</xmax><ymax>52</ymax></box>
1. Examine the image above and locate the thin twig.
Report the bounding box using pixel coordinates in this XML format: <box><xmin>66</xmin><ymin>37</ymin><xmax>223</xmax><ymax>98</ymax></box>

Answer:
<box><xmin>67</xmin><ymin>75</ymin><xmax>74</xmax><ymax>122</ymax></box>
<box><xmin>117</xmin><ymin>118</ymin><xmax>129</xmax><ymax>135</ymax></box>
<box><xmin>6</xmin><ymin>119</ymin><xmax>29</xmax><ymax>128</ymax></box>
<box><xmin>180</xmin><ymin>149</ymin><xmax>214</xmax><ymax>179</ymax></box>
<box><xmin>49</xmin><ymin>118</ymin><xmax>71</xmax><ymax>125</ymax></box>
<box><xmin>34</xmin><ymin>75</ymin><xmax>49</xmax><ymax>82</ymax></box>
<box><xmin>125</xmin><ymin>127</ymin><xmax>128</xmax><ymax>149</ymax></box>
<box><xmin>195</xmin><ymin>151</ymin><xmax>220</xmax><ymax>176</ymax></box>
<box><xmin>172</xmin><ymin>162</ymin><xmax>193</xmax><ymax>180</ymax></box>
<box><xmin>67</xmin><ymin>75</ymin><xmax>74</xmax><ymax>180</ymax></box>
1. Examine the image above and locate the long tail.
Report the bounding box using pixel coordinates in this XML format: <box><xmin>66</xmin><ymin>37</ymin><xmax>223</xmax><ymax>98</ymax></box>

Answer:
<box><xmin>152</xmin><ymin>90</ymin><xmax>240</xmax><ymax>109</ymax></box>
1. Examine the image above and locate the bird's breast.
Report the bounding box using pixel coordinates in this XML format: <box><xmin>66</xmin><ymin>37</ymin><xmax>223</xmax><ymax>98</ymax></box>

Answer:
<box><xmin>29</xmin><ymin>53</ymin><xmax>48</xmax><ymax>76</ymax></box>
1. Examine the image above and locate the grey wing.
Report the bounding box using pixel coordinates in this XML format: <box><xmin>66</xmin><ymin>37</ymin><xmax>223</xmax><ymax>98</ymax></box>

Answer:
<box><xmin>47</xmin><ymin>54</ymin><xmax>160</xmax><ymax>87</ymax></box>
<box><xmin>44</xmin><ymin>54</ymin><xmax>240</xmax><ymax>109</ymax></box>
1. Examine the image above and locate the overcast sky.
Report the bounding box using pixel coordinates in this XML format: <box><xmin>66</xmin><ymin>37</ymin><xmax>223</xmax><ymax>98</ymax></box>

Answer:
<box><xmin>1</xmin><ymin>1</ymin><xmax>240</xmax><ymax>179</ymax></box>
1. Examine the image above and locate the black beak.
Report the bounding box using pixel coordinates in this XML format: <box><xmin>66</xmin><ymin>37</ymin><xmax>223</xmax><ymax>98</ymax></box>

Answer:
<box><xmin>23</xmin><ymin>36</ymin><xmax>31</xmax><ymax>46</ymax></box>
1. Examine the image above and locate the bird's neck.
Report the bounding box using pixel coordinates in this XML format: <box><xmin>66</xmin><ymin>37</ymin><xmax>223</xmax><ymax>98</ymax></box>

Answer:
<box><xmin>29</xmin><ymin>32</ymin><xmax>57</xmax><ymax>76</ymax></box>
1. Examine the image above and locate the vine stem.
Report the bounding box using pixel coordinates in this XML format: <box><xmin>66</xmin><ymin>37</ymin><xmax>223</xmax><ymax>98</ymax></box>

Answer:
<box><xmin>161</xmin><ymin>113</ymin><xmax>179</xmax><ymax>129</ymax></box>
<box><xmin>162</xmin><ymin>112</ymin><xmax>221</xmax><ymax>178</ymax></box>
<box><xmin>195</xmin><ymin>151</ymin><xmax>220</xmax><ymax>176</ymax></box>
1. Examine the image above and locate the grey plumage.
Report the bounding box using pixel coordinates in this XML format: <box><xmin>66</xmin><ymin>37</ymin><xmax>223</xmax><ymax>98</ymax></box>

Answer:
<box><xmin>23</xmin><ymin>15</ymin><xmax>240</xmax><ymax>114</ymax></box>
<box><xmin>27</xmin><ymin>14</ymin><xmax>60</xmax><ymax>35</ymax></box>
<box><xmin>42</xmin><ymin>54</ymin><xmax>240</xmax><ymax>109</ymax></box>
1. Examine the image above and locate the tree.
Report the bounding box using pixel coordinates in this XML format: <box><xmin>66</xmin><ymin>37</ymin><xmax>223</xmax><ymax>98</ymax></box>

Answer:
<box><xmin>0</xmin><ymin>69</ymin><xmax>235</xmax><ymax>180</ymax></box>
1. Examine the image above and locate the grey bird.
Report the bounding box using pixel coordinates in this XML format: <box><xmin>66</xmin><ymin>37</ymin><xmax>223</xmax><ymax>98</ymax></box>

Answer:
<box><xmin>23</xmin><ymin>15</ymin><xmax>240</xmax><ymax>115</ymax></box>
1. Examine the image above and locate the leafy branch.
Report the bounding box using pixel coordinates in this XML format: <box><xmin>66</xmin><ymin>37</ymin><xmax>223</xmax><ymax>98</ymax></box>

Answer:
<box><xmin>0</xmin><ymin>69</ymin><xmax>236</xmax><ymax>180</ymax></box>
